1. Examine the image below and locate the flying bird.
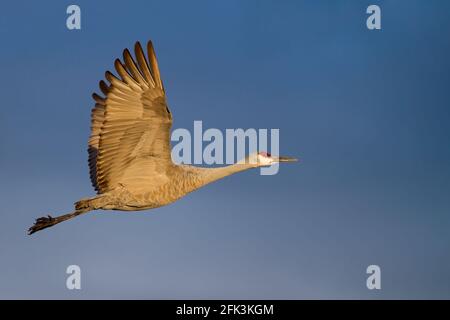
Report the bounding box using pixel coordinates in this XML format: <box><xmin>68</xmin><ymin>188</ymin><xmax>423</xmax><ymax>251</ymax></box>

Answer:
<box><xmin>28</xmin><ymin>41</ymin><xmax>296</xmax><ymax>235</ymax></box>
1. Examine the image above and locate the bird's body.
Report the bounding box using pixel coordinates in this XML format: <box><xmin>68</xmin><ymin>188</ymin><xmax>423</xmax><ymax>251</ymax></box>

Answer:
<box><xmin>28</xmin><ymin>41</ymin><xmax>296</xmax><ymax>235</ymax></box>
<box><xmin>75</xmin><ymin>164</ymin><xmax>247</xmax><ymax>212</ymax></box>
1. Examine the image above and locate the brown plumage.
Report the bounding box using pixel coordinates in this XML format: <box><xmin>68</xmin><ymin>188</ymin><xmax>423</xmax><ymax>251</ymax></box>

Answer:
<box><xmin>28</xmin><ymin>41</ymin><xmax>296</xmax><ymax>235</ymax></box>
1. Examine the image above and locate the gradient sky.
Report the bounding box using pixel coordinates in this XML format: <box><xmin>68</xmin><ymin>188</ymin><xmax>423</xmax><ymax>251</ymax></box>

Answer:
<box><xmin>1</xmin><ymin>0</ymin><xmax>450</xmax><ymax>299</ymax></box>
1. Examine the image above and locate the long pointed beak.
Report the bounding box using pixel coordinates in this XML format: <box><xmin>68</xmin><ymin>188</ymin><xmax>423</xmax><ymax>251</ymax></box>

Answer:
<box><xmin>275</xmin><ymin>156</ymin><xmax>298</xmax><ymax>163</ymax></box>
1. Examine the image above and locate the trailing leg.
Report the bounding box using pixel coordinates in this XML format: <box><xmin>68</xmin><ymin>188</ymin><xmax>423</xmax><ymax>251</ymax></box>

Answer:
<box><xmin>28</xmin><ymin>208</ymin><xmax>91</xmax><ymax>235</ymax></box>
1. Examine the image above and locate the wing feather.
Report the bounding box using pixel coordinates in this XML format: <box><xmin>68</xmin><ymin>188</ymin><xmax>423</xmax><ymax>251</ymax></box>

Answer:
<box><xmin>135</xmin><ymin>42</ymin><xmax>155</xmax><ymax>86</ymax></box>
<box><xmin>87</xmin><ymin>41</ymin><xmax>172</xmax><ymax>194</ymax></box>
<box><xmin>147</xmin><ymin>41</ymin><xmax>163</xmax><ymax>89</ymax></box>
<box><xmin>123</xmin><ymin>48</ymin><xmax>148</xmax><ymax>86</ymax></box>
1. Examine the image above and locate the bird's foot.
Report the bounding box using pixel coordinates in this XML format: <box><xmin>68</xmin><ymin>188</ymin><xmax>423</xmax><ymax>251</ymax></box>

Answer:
<box><xmin>28</xmin><ymin>215</ymin><xmax>56</xmax><ymax>235</ymax></box>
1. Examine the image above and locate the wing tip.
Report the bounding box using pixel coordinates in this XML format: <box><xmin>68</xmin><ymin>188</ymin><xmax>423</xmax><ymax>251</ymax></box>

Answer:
<box><xmin>114</xmin><ymin>58</ymin><xmax>123</xmax><ymax>69</ymax></box>
<box><xmin>123</xmin><ymin>47</ymin><xmax>132</xmax><ymax>59</ymax></box>
<box><xmin>99</xmin><ymin>80</ymin><xmax>109</xmax><ymax>94</ymax></box>
<box><xmin>135</xmin><ymin>41</ymin><xmax>143</xmax><ymax>52</ymax></box>
<box><xmin>92</xmin><ymin>93</ymin><xmax>105</xmax><ymax>104</ymax></box>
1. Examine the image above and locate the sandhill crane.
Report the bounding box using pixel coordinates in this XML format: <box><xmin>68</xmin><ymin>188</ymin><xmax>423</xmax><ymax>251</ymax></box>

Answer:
<box><xmin>28</xmin><ymin>41</ymin><xmax>296</xmax><ymax>235</ymax></box>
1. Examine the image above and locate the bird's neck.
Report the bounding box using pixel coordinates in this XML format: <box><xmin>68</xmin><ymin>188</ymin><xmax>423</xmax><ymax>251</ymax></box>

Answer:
<box><xmin>199</xmin><ymin>162</ymin><xmax>255</xmax><ymax>186</ymax></box>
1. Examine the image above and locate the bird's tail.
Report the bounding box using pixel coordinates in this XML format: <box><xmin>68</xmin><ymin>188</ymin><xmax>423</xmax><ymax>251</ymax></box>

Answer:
<box><xmin>28</xmin><ymin>208</ymin><xmax>90</xmax><ymax>235</ymax></box>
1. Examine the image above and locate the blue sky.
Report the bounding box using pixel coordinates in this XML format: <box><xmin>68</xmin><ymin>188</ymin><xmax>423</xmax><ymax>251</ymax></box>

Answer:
<box><xmin>0</xmin><ymin>0</ymin><xmax>449</xmax><ymax>299</ymax></box>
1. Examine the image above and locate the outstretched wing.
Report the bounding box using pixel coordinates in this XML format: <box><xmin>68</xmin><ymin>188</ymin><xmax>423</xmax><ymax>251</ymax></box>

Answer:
<box><xmin>88</xmin><ymin>41</ymin><xmax>172</xmax><ymax>194</ymax></box>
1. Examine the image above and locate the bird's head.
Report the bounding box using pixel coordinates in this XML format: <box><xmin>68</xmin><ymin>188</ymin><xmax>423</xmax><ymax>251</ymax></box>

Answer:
<box><xmin>242</xmin><ymin>151</ymin><xmax>298</xmax><ymax>167</ymax></box>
